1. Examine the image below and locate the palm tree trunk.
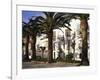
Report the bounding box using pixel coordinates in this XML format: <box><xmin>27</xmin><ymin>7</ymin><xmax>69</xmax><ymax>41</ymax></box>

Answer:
<box><xmin>48</xmin><ymin>30</ymin><xmax>53</xmax><ymax>63</ymax></box>
<box><xmin>73</xmin><ymin>41</ymin><xmax>75</xmax><ymax>61</ymax></box>
<box><xmin>67</xmin><ymin>40</ymin><xmax>70</xmax><ymax>54</ymax></box>
<box><xmin>80</xmin><ymin>18</ymin><xmax>89</xmax><ymax>65</ymax></box>
<box><xmin>32</xmin><ymin>35</ymin><xmax>36</xmax><ymax>60</ymax></box>
<box><xmin>25</xmin><ymin>35</ymin><xmax>29</xmax><ymax>61</ymax></box>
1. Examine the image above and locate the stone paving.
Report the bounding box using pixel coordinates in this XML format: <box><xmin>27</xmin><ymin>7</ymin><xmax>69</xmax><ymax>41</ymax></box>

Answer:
<box><xmin>22</xmin><ymin>61</ymin><xmax>80</xmax><ymax>69</ymax></box>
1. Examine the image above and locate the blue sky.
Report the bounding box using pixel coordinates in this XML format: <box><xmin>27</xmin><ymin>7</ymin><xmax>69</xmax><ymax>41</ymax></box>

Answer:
<box><xmin>22</xmin><ymin>11</ymin><xmax>44</xmax><ymax>23</ymax></box>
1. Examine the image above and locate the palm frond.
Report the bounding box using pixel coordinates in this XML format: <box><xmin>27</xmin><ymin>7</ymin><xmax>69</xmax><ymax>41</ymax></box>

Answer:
<box><xmin>64</xmin><ymin>24</ymin><xmax>72</xmax><ymax>31</ymax></box>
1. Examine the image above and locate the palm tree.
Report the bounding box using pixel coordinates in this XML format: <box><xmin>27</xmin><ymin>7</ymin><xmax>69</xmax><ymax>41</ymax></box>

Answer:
<box><xmin>22</xmin><ymin>22</ymin><xmax>31</xmax><ymax>61</ymax></box>
<box><xmin>79</xmin><ymin>14</ymin><xmax>89</xmax><ymax>65</ymax></box>
<box><xmin>34</xmin><ymin>12</ymin><xmax>72</xmax><ymax>63</ymax></box>
<box><xmin>66</xmin><ymin>29</ymin><xmax>71</xmax><ymax>54</ymax></box>
<box><xmin>71</xmin><ymin>32</ymin><xmax>76</xmax><ymax>61</ymax></box>
<box><xmin>72</xmin><ymin>14</ymin><xmax>89</xmax><ymax>65</ymax></box>
<box><xmin>22</xmin><ymin>18</ymin><xmax>42</xmax><ymax>61</ymax></box>
<box><xmin>27</xmin><ymin>17</ymin><xmax>44</xmax><ymax>60</ymax></box>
